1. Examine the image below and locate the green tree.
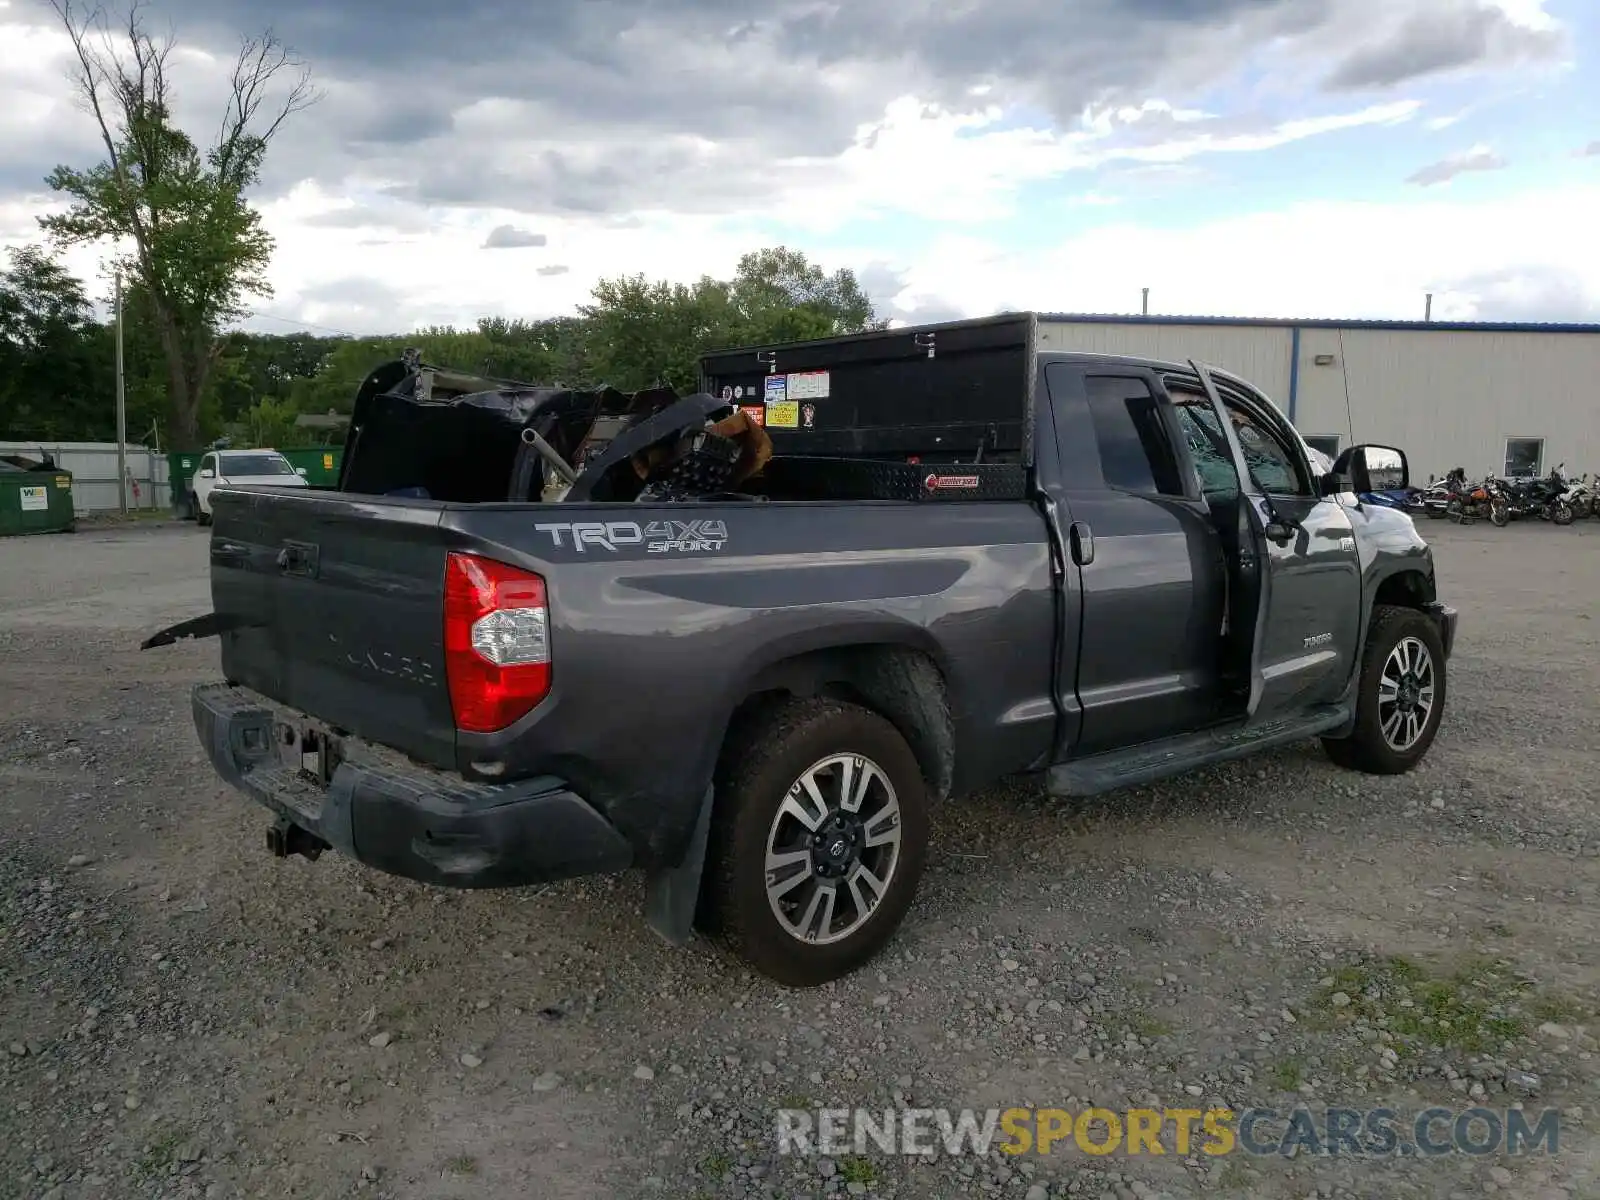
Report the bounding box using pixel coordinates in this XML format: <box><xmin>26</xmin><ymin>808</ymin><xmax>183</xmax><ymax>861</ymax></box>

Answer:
<box><xmin>578</xmin><ymin>247</ymin><xmax>882</xmax><ymax>392</ymax></box>
<box><xmin>726</xmin><ymin>246</ymin><xmax>884</xmax><ymax>341</ymax></box>
<box><xmin>39</xmin><ymin>0</ymin><xmax>317</xmax><ymax>449</ymax></box>
<box><xmin>0</xmin><ymin>244</ymin><xmax>114</xmax><ymax>439</ymax></box>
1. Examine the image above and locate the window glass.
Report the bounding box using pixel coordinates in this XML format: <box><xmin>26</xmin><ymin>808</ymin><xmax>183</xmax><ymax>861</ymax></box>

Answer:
<box><xmin>1083</xmin><ymin>376</ymin><xmax>1185</xmax><ymax>496</ymax></box>
<box><xmin>1503</xmin><ymin>438</ymin><xmax>1543</xmax><ymax>478</ymax></box>
<box><xmin>1225</xmin><ymin>403</ymin><xmax>1306</xmax><ymax>495</ymax></box>
<box><xmin>221</xmin><ymin>453</ymin><xmax>295</xmax><ymax>477</ymax></box>
<box><xmin>1171</xmin><ymin>399</ymin><xmax>1240</xmax><ymax>501</ymax></box>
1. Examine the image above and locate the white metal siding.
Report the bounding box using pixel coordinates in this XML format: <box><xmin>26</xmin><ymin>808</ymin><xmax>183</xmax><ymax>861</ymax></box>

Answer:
<box><xmin>1041</xmin><ymin>320</ymin><xmax>1293</xmax><ymax>404</ymax></box>
<box><xmin>1291</xmin><ymin>329</ymin><xmax>1600</xmax><ymax>482</ymax></box>
<box><xmin>0</xmin><ymin>442</ymin><xmax>168</xmax><ymax>513</ymax></box>
<box><xmin>1040</xmin><ymin>319</ymin><xmax>1600</xmax><ymax>483</ymax></box>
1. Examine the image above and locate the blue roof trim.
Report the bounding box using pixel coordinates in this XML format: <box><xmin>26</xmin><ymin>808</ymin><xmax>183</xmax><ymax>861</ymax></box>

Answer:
<box><xmin>1039</xmin><ymin>312</ymin><xmax>1600</xmax><ymax>335</ymax></box>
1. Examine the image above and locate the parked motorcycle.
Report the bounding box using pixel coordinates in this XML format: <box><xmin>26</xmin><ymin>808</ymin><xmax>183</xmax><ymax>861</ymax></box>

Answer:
<box><xmin>1503</xmin><ymin>465</ymin><xmax>1575</xmax><ymax>525</ymax></box>
<box><xmin>1412</xmin><ymin>469</ymin><xmax>1466</xmax><ymax>520</ymax></box>
<box><xmin>1564</xmin><ymin>473</ymin><xmax>1595</xmax><ymax>520</ymax></box>
<box><xmin>1435</xmin><ymin>468</ymin><xmax>1508</xmax><ymax>525</ymax></box>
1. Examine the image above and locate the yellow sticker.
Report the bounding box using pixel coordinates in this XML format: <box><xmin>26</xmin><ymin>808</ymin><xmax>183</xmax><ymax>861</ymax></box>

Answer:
<box><xmin>323</xmin><ymin>453</ymin><xmax>334</xmax><ymax>470</ymax></box>
<box><xmin>55</xmin><ymin>476</ymin><xmax>71</xmax><ymax>489</ymax></box>
<box><xmin>765</xmin><ymin>400</ymin><xmax>799</xmax><ymax>429</ymax></box>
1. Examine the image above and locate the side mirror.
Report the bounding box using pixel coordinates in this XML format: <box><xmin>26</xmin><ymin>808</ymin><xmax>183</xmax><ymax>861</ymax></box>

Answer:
<box><xmin>1330</xmin><ymin>444</ymin><xmax>1408</xmax><ymax>494</ymax></box>
<box><xmin>199</xmin><ymin>468</ymin><xmax>215</xmax><ymax>479</ymax></box>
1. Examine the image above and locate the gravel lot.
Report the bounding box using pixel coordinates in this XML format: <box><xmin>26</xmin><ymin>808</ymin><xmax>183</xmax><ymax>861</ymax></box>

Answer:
<box><xmin>3</xmin><ymin>518</ymin><xmax>1599</xmax><ymax>1200</ymax></box>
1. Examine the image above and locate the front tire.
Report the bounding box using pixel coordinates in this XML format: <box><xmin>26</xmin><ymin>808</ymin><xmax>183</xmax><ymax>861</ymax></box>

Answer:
<box><xmin>702</xmin><ymin>699</ymin><xmax>929</xmax><ymax>987</ymax></box>
<box><xmin>1489</xmin><ymin>497</ymin><xmax>1509</xmax><ymax>527</ymax></box>
<box><xmin>1550</xmin><ymin>500</ymin><xmax>1575</xmax><ymax>526</ymax></box>
<box><xmin>1322</xmin><ymin>605</ymin><xmax>1447</xmax><ymax>775</ymax></box>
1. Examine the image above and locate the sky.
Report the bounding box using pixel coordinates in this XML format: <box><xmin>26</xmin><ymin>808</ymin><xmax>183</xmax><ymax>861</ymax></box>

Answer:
<box><xmin>0</xmin><ymin>0</ymin><xmax>1596</xmax><ymax>335</ymax></box>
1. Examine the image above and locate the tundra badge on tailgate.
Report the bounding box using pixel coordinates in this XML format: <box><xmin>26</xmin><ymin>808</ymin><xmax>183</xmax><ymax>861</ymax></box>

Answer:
<box><xmin>533</xmin><ymin>520</ymin><xmax>729</xmax><ymax>554</ymax></box>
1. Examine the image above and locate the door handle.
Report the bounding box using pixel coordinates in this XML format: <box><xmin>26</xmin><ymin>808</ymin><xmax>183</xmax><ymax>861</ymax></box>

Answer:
<box><xmin>277</xmin><ymin>540</ymin><xmax>320</xmax><ymax>578</ymax></box>
<box><xmin>1069</xmin><ymin>521</ymin><xmax>1094</xmax><ymax>566</ymax></box>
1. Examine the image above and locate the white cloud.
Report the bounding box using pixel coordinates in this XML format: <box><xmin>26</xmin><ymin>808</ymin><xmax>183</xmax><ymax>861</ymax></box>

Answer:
<box><xmin>1405</xmin><ymin>143</ymin><xmax>1507</xmax><ymax>185</ymax></box>
<box><xmin>697</xmin><ymin>95</ymin><xmax>1423</xmax><ymax>233</ymax></box>
<box><xmin>865</xmin><ymin>183</ymin><xmax>1600</xmax><ymax>322</ymax></box>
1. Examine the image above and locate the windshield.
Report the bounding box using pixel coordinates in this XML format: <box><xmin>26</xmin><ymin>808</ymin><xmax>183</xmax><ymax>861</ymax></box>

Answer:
<box><xmin>221</xmin><ymin>454</ymin><xmax>295</xmax><ymax>477</ymax></box>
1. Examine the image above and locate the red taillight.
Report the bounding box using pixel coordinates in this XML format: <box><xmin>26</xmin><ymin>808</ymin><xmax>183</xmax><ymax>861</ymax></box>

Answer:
<box><xmin>443</xmin><ymin>552</ymin><xmax>551</xmax><ymax>733</ymax></box>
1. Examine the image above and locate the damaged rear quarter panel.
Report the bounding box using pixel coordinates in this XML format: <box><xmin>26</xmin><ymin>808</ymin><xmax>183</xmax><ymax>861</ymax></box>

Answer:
<box><xmin>441</xmin><ymin>499</ymin><xmax>1057</xmax><ymax>866</ymax></box>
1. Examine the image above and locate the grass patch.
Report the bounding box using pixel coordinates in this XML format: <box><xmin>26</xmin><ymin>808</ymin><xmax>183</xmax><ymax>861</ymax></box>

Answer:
<box><xmin>1215</xmin><ymin>1159</ymin><xmax>1254</xmax><ymax>1191</ymax></box>
<box><xmin>134</xmin><ymin>1129</ymin><xmax>185</xmax><ymax>1179</ymax></box>
<box><xmin>699</xmin><ymin>1152</ymin><xmax>731</xmax><ymax>1181</ymax></box>
<box><xmin>1528</xmin><ymin>994</ymin><xmax>1587</xmax><ymax>1025</ymax></box>
<box><xmin>839</xmin><ymin>1155</ymin><xmax>878</xmax><ymax>1185</ymax></box>
<box><xmin>1269</xmin><ymin>1057</ymin><xmax>1304</xmax><ymax>1091</ymax></box>
<box><xmin>1316</xmin><ymin>955</ymin><xmax>1533</xmax><ymax>1054</ymax></box>
<box><xmin>1129</xmin><ymin>1013</ymin><xmax>1174</xmax><ymax>1040</ymax></box>
<box><xmin>443</xmin><ymin>1155</ymin><xmax>478</xmax><ymax>1175</ymax></box>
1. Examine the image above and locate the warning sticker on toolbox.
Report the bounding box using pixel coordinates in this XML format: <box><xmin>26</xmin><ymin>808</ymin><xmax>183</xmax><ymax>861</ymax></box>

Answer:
<box><xmin>765</xmin><ymin>400</ymin><xmax>800</xmax><ymax>429</ymax></box>
<box><xmin>764</xmin><ymin>374</ymin><xmax>787</xmax><ymax>402</ymax></box>
<box><xmin>739</xmin><ymin>404</ymin><xmax>766</xmax><ymax>426</ymax></box>
<box><xmin>19</xmin><ymin>485</ymin><xmax>48</xmax><ymax>511</ymax></box>
<box><xmin>786</xmin><ymin>370</ymin><xmax>830</xmax><ymax>400</ymax></box>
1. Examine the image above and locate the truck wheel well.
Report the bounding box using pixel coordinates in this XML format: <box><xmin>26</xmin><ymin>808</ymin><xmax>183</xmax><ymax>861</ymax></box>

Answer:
<box><xmin>722</xmin><ymin>647</ymin><xmax>955</xmax><ymax>801</ymax></box>
<box><xmin>1373</xmin><ymin>570</ymin><xmax>1433</xmax><ymax>611</ymax></box>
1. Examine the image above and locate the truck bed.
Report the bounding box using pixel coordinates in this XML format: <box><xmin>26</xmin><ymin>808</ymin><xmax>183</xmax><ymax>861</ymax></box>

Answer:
<box><xmin>208</xmin><ymin>484</ymin><xmax>1060</xmax><ymax>865</ymax></box>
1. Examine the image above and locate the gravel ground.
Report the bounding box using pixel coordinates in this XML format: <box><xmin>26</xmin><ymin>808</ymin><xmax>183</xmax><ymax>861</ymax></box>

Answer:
<box><xmin>3</xmin><ymin>518</ymin><xmax>1599</xmax><ymax>1200</ymax></box>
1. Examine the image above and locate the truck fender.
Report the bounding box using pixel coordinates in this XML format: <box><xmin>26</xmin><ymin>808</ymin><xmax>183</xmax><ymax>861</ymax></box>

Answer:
<box><xmin>644</xmin><ymin>783</ymin><xmax>715</xmax><ymax>945</ymax></box>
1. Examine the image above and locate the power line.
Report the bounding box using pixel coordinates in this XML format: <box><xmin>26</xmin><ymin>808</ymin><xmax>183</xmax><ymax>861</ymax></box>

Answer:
<box><xmin>239</xmin><ymin>309</ymin><xmax>360</xmax><ymax>337</ymax></box>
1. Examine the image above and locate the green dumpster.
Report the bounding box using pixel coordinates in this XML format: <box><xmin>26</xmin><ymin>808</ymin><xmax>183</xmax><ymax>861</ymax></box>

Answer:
<box><xmin>0</xmin><ymin>460</ymin><xmax>75</xmax><ymax>535</ymax></box>
<box><xmin>279</xmin><ymin>446</ymin><xmax>344</xmax><ymax>487</ymax></box>
<box><xmin>168</xmin><ymin>450</ymin><xmax>203</xmax><ymax>519</ymax></box>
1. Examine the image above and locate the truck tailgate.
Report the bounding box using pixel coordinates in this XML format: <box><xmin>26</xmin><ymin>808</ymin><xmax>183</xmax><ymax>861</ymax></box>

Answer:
<box><xmin>209</xmin><ymin>487</ymin><xmax>457</xmax><ymax>770</ymax></box>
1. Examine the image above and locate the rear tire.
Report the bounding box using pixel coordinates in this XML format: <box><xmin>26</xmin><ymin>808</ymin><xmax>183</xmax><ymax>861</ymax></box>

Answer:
<box><xmin>701</xmin><ymin>698</ymin><xmax>929</xmax><ymax>987</ymax></box>
<box><xmin>1322</xmin><ymin>605</ymin><xmax>1446</xmax><ymax>775</ymax></box>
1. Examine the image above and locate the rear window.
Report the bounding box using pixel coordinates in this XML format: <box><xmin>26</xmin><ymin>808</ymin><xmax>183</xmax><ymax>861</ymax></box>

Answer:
<box><xmin>221</xmin><ymin>454</ymin><xmax>295</xmax><ymax>477</ymax></box>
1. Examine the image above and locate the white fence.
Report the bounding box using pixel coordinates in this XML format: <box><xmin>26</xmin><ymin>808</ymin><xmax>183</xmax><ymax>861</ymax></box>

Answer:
<box><xmin>0</xmin><ymin>441</ymin><xmax>171</xmax><ymax>513</ymax></box>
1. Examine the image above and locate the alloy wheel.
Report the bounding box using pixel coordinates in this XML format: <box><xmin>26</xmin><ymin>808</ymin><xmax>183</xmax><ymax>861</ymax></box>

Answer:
<box><xmin>1378</xmin><ymin>636</ymin><xmax>1435</xmax><ymax>752</ymax></box>
<box><xmin>764</xmin><ymin>753</ymin><xmax>903</xmax><ymax>945</ymax></box>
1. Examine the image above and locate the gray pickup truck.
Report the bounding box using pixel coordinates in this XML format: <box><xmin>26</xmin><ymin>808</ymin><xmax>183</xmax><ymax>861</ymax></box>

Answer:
<box><xmin>147</xmin><ymin>314</ymin><xmax>1456</xmax><ymax>986</ymax></box>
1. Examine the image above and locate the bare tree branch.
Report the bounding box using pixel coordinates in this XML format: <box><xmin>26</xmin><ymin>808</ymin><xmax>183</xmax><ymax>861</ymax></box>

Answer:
<box><xmin>214</xmin><ymin>30</ymin><xmax>321</xmax><ymax>185</ymax></box>
<box><xmin>48</xmin><ymin>0</ymin><xmax>121</xmax><ymax>173</ymax></box>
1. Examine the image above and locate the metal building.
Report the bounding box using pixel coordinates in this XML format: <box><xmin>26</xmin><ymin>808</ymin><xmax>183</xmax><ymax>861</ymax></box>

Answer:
<box><xmin>1038</xmin><ymin>315</ymin><xmax>1600</xmax><ymax>483</ymax></box>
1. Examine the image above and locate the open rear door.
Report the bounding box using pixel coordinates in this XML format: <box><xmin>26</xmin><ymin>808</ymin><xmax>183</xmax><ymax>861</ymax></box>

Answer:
<box><xmin>1188</xmin><ymin>359</ymin><xmax>1274</xmax><ymax>718</ymax></box>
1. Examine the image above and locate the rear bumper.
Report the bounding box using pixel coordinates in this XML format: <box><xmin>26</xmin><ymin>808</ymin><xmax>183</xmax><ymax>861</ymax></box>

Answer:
<box><xmin>1425</xmin><ymin>601</ymin><xmax>1458</xmax><ymax>660</ymax></box>
<box><xmin>192</xmin><ymin>683</ymin><xmax>633</xmax><ymax>888</ymax></box>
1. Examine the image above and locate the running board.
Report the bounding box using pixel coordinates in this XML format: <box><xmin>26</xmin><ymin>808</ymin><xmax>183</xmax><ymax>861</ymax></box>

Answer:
<box><xmin>1048</xmin><ymin>703</ymin><xmax>1351</xmax><ymax>797</ymax></box>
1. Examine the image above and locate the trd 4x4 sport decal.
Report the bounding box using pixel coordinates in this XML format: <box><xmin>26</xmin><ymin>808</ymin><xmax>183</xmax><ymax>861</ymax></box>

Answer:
<box><xmin>532</xmin><ymin>520</ymin><xmax>729</xmax><ymax>554</ymax></box>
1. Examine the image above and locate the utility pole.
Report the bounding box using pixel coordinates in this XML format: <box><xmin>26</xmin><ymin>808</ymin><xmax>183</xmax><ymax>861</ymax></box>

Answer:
<box><xmin>115</xmin><ymin>269</ymin><xmax>127</xmax><ymax>514</ymax></box>
<box><xmin>1424</xmin><ymin>292</ymin><xmax>1433</xmax><ymax>322</ymax></box>
<box><xmin>1141</xmin><ymin>287</ymin><xmax>1150</xmax><ymax>316</ymax></box>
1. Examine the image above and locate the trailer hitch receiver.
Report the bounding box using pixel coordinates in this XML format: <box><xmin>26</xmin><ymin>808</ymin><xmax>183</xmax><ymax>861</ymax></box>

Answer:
<box><xmin>266</xmin><ymin>817</ymin><xmax>330</xmax><ymax>862</ymax></box>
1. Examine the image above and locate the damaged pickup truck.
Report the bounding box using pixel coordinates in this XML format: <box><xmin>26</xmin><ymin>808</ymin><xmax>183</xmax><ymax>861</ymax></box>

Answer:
<box><xmin>146</xmin><ymin>315</ymin><xmax>1457</xmax><ymax>986</ymax></box>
